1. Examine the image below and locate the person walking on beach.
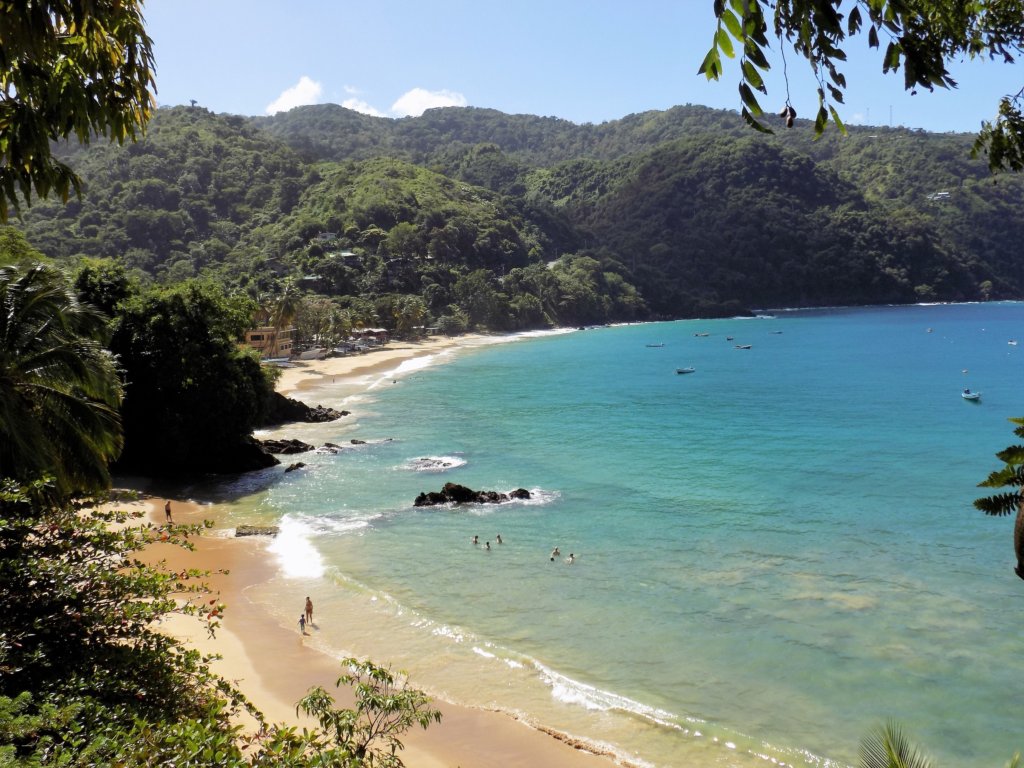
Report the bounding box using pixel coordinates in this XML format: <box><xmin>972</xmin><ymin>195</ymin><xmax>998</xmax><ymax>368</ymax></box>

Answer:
<box><xmin>305</xmin><ymin>596</ymin><xmax>313</xmax><ymax>625</ymax></box>
<box><xmin>298</xmin><ymin>614</ymin><xmax>306</xmax><ymax>635</ymax></box>
<box><xmin>164</xmin><ymin>500</ymin><xmax>172</xmax><ymax>523</ymax></box>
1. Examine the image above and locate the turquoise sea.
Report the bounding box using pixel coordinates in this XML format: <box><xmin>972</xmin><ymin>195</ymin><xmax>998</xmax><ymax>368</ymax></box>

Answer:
<box><xmin>199</xmin><ymin>303</ymin><xmax>1024</xmax><ymax>768</ymax></box>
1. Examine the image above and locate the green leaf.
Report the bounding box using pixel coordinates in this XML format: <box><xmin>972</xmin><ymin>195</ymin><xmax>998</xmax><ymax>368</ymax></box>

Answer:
<box><xmin>744</xmin><ymin>40</ymin><xmax>770</xmax><ymax>70</ymax></box>
<box><xmin>721</xmin><ymin>9</ymin><xmax>743</xmax><ymax>40</ymax></box>
<box><xmin>996</xmin><ymin>445</ymin><xmax>1024</xmax><ymax>465</ymax></box>
<box><xmin>860</xmin><ymin>721</ymin><xmax>934</xmax><ymax>768</ymax></box>
<box><xmin>741</xmin><ymin>108</ymin><xmax>774</xmax><ymax>134</ymax></box>
<box><xmin>698</xmin><ymin>47</ymin><xmax>722</xmax><ymax>79</ymax></box>
<box><xmin>742</xmin><ymin>60</ymin><xmax>766</xmax><ymax>93</ymax></box>
<box><xmin>847</xmin><ymin>6</ymin><xmax>862</xmax><ymax>35</ymax></box>
<box><xmin>739</xmin><ymin>83</ymin><xmax>763</xmax><ymax>115</ymax></box>
<box><xmin>868</xmin><ymin>25</ymin><xmax>879</xmax><ymax>48</ymax></box>
<box><xmin>717</xmin><ymin>26</ymin><xmax>736</xmax><ymax>58</ymax></box>
<box><xmin>813</xmin><ymin>105</ymin><xmax>829</xmax><ymax>135</ymax></box>
<box><xmin>883</xmin><ymin>41</ymin><xmax>901</xmax><ymax>73</ymax></box>
<box><xmin>828</xmin><ymin>105</ymin><xmax>847</xmax><ymax>134</ymax></box>
<box><xmin>974</xmin><ymin>492</ymin><xmax>1021</xmax><ymax>517</ymax></box>
<box><xmin>978</xmin><ymin>465</ymin><xmax>1023</xmax><ymax>489</ymax></box>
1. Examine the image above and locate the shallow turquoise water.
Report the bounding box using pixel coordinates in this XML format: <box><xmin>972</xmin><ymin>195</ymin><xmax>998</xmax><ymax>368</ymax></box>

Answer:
<box><xmin>207</xmin><ymin>304</ymin><xmax>1024</xmax><ymax>767</ymax></box>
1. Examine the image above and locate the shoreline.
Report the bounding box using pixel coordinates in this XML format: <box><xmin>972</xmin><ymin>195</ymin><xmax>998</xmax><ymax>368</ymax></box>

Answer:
<box><xmin>135</xmin><ymin>332</ymin><xmax>619</xmax><ymax>768</ymax></box>
<box><xmin>274</xmin><ymin>333</ymin><xmax>498</xmax><ymax>397</ymax></box>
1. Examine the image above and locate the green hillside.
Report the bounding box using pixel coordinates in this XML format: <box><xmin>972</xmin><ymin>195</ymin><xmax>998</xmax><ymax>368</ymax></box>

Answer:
<box><xmin>13</xmin><ymin>103</ymin><xmax>1024</xmax><ymax>330</ymax></box>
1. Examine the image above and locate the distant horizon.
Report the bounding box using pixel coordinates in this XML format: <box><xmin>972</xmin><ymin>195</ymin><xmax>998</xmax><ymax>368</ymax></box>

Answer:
<box><xmin>159</xmin><ymin>99</ymin><xmax>983</xmax><ymax>137</ymax></box>
<box><xmin>144</xmin><ymin>0</ymin><xmax>1019</xmax><ymax>136</ymax></box>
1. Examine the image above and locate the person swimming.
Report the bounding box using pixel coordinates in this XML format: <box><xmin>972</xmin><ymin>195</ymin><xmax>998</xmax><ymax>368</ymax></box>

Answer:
<box><xmin>566</xmin><ymin>553</ymin><xmax>575</xmax><ymax>564</ymax></box>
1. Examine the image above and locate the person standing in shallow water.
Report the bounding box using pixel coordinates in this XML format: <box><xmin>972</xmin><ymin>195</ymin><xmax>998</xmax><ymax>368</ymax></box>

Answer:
<box><xmin>305</xmin><ymin>596</ymin><xmax>313</xmax><ymax>625</ymax></box>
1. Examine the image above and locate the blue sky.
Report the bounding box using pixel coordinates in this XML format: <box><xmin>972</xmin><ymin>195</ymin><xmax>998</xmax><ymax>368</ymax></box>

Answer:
<box><xmin>144</xmin><ymin>0</ymin><xmax>1021</xmax><ymax>134</ymax></box>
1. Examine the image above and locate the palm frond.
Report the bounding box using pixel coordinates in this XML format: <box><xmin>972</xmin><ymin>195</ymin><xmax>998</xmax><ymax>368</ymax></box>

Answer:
<box><xmin>974</xmin><ymin>493</ymin><xmax>1021</xmax><ymax>517</ymax></box>
<box><xmin>995</xmin><ymin>445</ymin><xmax>1024</xmax><ymax>465</ymax></box>
<box><xmin>977</xmin><ymin>465</ymin><xmax>1024</xmax><ymax>489</ymax></box>
<box><xmin>859</xmin><ymin>721</ymin><xmax>933</xmax><ymax>768</ymax></box>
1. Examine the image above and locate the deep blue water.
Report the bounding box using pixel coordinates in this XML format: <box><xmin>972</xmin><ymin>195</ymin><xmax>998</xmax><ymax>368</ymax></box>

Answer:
<box><xmin>214</xmin><ymin>304</ymin><xmax>1024</xmax><ymax>767</ymax></box>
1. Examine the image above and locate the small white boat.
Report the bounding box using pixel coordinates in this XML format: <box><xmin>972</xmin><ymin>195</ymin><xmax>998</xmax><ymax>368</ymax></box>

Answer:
<box><xmin>694</xmin><ymin>332</ymin><xmax>710</xmax><ymax>337</ymax></box>
<box><xmin>1009</xmin><ymin>340</ymin><xmax>1018</xmax><ymax>346</ymax></box>
<box><xmin>734</xmin><ymin>344</ymin><xmax>752</xmax><ymax>350</ymax></box>
<box><xmin>646</xmin><ymin>343</ymin><xmax>665</xmax><ymax>348</ymax></box>
<box><xmin>676</xmin><ymin>367</ymin><xmax>696</xmax><ymax>375</ymax></box>
<box><xmin>962</xmin><ymin>389</ymin><xmax>982</xmax><ymax>401</ymax></box>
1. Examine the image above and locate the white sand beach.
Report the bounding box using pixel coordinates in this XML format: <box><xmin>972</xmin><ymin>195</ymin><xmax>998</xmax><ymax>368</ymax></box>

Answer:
<box><xmin>134</xmin><ymin>334</ymin><xmax>615</xmax><ymax>768</ymax></box>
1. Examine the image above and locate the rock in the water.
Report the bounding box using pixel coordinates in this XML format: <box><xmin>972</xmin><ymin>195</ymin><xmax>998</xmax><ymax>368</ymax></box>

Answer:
<box><xmin>284</xmin><ymin>461</ymin><xmax>306</xmax><ymax>473</ymax></box>
<box><xmin>260</xmin><ymin>438</ymin><xmax>315</xmax><ymax>454</ymax></box>
<box><xmin>235</xmin><ymin>525</ymin><xmax>280</xmax><ymax>537</ymax></box>
<box><xmin>260</xmin><ymin>391</ymin><xmax>348</xmax><ymax>427</ymax></box>
<box><xmin>413</xmin><ymin>482</ymin><xmax>532</xmax><ymax>507</ymax></box>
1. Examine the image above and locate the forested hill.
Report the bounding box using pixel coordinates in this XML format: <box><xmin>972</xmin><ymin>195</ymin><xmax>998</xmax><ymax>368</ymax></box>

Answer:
<box><xmin>14</xmin><ymin>103</ymin><xmax>1024</xmax><ymax>327</ymax></box>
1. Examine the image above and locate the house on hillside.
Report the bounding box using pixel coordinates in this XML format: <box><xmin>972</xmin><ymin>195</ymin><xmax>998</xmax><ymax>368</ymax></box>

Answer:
<box><xmin>244</xmin><ymin>326</ymin><xmax>297</xmax><ymax>359</ymax></box>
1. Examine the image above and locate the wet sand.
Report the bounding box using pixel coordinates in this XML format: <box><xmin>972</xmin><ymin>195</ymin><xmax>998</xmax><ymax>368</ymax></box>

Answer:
<box><xmin>132</xmin><ymin>333</ymin><xmax>615</xmax><ymax>767</ymax></box>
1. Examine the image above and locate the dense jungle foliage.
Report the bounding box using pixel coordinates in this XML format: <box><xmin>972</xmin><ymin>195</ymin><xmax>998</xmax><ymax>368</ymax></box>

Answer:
<box><xmin>12</xmin><ymin>103</ymin><xmax>1024</xmax><ymax>329</ymax></box>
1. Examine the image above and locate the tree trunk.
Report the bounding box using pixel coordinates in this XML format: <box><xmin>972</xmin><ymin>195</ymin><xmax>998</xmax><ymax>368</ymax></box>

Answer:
<box><xmin>1015</xmin><ymin>499</ymin><xmax>1024</xmax><ymax>581</ymax></box>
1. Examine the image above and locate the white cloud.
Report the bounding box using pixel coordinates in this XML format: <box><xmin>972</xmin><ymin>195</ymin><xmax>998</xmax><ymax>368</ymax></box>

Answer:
<box><xmin>342</xmin><ymin>97</ymin><xmax>388</xmax><ymax>118</ymax></box>
<box><xmin>265</xmin><ymin>76</ymin><xmax>324</xmax><ymax>114</ymax></box>
<box><xmin>390</xmin><ymin>87</ymin><xmax>468</xmax><ymax>117</ymax></box>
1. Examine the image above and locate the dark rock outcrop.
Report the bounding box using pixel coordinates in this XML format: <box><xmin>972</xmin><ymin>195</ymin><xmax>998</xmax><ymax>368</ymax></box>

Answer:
<box><xmin>414</xmin><ymin>482</ymin><xmax>532</xmax><ymax>507</ymax></box>
<box><xmin>205</xmin><ymin>436</ymin><xmax>280</xmax><ymax>473</ymax></box>
<box><xmin>260</xmin><ymin>391</ymin><xmax>348</xmax><ymax>427</ymax></box>
<box><xmin>260</xmin><ymin>438</ymin><xmax>315</xmax><ymax>454</ymax></box>
<box><xmin>284</xmin><ymin>461</ymin><xmax>306</xmax><ymax>473</ymax></box>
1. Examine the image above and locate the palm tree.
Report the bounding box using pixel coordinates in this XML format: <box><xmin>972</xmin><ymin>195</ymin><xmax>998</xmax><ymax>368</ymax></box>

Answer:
<box><xmin>0</xmin><ymin>263</ymin><xmax>123</xmax><ymax>496</ymax></box>
<box><xmin>859</xmin><ymin>721</ymin><xmax>1019</xmax><ymax>768</ymax></box>
<box><xmin>860</xmin><ymin>722</ymin><xmax>934</xmax><ymax>768</ymax></box>
<box><xmin>974</xmin><ymin>417</ymin><xmax>1024</xmax><ymax>580</ymax></box>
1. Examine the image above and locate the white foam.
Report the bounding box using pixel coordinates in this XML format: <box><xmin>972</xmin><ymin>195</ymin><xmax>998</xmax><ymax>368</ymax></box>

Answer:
<box><xmin>514</xmin><ymin>488</ymin><xmax>560</xmax><ymax>506</ymax></box>
<box><xmin>401</xmin><ymin>455</ymin><xmax>468</xmax><ymax>472</ymax></box>
<box><xmin>536</xmin><ymin>661</ymin><xmax>682</xmax><ymax>726</ymax></box>
<box><xmin>431</xmin><ymin>624</ymin><xmax>465</xmax><ymax>643</ymax></box>
<box><xmin>266</xmin><ymin>515</ymin><xmax>326</xmax><ymax>579</ymax></box>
